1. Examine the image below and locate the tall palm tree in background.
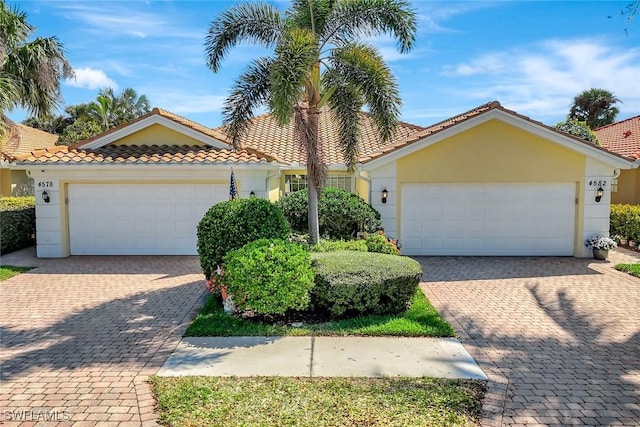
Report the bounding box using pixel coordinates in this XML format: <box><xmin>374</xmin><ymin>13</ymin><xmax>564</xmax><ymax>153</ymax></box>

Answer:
<box><xmin>568</xmin><ymin>88</ymin><xmax>621</xmax><ymax>129</ymax></box>
<box><xmin>0</xmin><ymin>0</ymin><xmax>73</xmax><ymax>137</ymax></box>
<box><xmin>205</xmin><ymin>0</ymin><xmax>416</xmax><ymax>243</ymax></box>
<box><xmin>88</xmin><ymin>87</ymin><xmax>151</xmax><ymax>131</ymax></box>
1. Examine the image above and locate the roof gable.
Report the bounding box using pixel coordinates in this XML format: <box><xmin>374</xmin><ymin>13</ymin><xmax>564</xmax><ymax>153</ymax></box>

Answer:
<box><xmin>361</xmin><ymin>101</ymin><xmax>632</xmax><ymax>170</ymax></box>
<box><xmin>77</xmin><ymin>108</ymin><xmax>231</xmax><ymax>150</ymax></box>
<box><xmin>594</xmin><ymin>115</ymin><xmax>640</xmax><ymax>160</ymax></box>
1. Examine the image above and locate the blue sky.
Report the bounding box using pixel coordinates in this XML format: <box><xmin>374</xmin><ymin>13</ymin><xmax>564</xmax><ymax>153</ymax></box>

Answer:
<box><xmin>8</xmin><ymin>0</ymin><xmax>640</xmax><ymax>128</ymax></box>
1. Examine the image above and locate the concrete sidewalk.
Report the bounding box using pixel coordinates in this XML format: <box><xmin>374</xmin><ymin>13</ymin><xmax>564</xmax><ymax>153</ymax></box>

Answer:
<box><xmin>157</xmin><ymin>336</ymin><xmax>487</xmax><ymax>379</ymax></box>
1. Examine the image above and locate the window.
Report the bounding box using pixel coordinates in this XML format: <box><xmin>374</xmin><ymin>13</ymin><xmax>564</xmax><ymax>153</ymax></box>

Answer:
<box><xmin>284</xmin><ymin>174</ymin><xmax>353</xmax><ymax>193</ymax></box>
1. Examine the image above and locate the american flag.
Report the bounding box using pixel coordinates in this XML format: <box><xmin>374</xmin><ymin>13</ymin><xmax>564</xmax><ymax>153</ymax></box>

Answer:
<box><xmin>229</xmin><ymin>170</ymin><xmax>238</xmax><ymax>200</ymax></box>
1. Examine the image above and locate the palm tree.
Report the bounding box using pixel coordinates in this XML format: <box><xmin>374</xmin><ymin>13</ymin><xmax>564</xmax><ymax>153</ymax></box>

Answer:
<box><xmin>205</xmin><ymin>0</ymin><xmax>416</xmax><ymax>243</ymax></box>
<box><xmin>0</xmin><ymin>1</ymin><xmax>73</xmax><ymax>122</ymax></box>
<box><xmin>568</xmin><ymin>88</ymin><xmax>621</xmax><ymax>129</ymax></box>
<box><xmin>88</xmin><ymin>87</ymin><xmax>151</xmax><ymax>131</ymax></box>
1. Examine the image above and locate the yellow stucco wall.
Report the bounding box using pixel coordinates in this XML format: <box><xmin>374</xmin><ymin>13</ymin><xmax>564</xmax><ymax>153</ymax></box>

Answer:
<box><xmin>355</xmin><ymin>177</ymin><xmax>369</xmax><ymax>202</ymax></box>
<box><xmin>397</xmin><ymin>119</ymin><xmax>585</xmax><ymax>183</ymax></box>
<box><xmin>612</xmin><ymin>169</ymin><xmax>640</xmax><ymax>205</ymax></box>
<box><xmin>0</xmin><ymin>169</ymin><xmax>11</xmax><ymax>196</ymax></box>
<box><xmin>112</xmin><ymin>124</ymin><xmax>206</xmax><ymax>146</ymax></box>
<box><xmin>395</xmin><ymin>119</ymin><xmax>587</xmax><ymax>254</ymax></box>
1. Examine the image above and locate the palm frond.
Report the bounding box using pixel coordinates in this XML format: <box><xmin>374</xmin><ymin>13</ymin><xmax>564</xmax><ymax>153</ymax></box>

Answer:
<box><xmin>322</xmin><ymin>0</ymin><xmax>416</xmax><ymax>52</ymax></box>
<box><xmin>205</xmin><ymin>3</ymin><xmax>283</xmax><ymax>73</ymax></box>
<box><xmin>3</xmin><ymin>35</ymin><xmax>73</xmax><ymax>117</ymax></box>
<box><xmin>323</xmin><ymin>70</ymin><xmax>362</xmax><ymax>171</ymax></box>
<box><xmin>288</xmin><ymin>0</ymin><xmax>336</xmax><ymax>34</ymax></box>
<box><xmin>269</xmin><ymin>27</ymin><xmax>319</xmax><ymax>126</ymax></box>
<box><xmin>222</xmin><ymin>57</ymin><xmax>273</xmax><ymax>148</ymax></box>
<box><xmin>329</xmin><ymin>42</ymin><xmax>400</xmax><ymax>143</ymax></box>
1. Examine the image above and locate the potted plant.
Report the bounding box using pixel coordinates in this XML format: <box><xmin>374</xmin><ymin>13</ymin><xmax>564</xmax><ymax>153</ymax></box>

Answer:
<box><xmin>584</xmin><ymin>235</ymin><xmax>617</xmax><ymax>260</ymax></box>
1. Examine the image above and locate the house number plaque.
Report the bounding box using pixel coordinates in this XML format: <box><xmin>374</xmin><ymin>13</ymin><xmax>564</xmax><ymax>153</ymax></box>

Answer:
<box><xmin>36</xmin><ymin>180</ymin><xmax>56</xmax><ymax>190</ymax></box>
<box><xmin>588</xmin><ymin>180</ymin><xmax>607</xmax><ymax>188</ymax></box>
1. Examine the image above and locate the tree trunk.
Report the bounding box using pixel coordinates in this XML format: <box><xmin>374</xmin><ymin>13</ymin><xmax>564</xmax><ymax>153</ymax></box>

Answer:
<box><xmin>308</xmin><ymin>180</ymin><xmax>320</xmax><ymax>244</ymax></box>
<box><xmin>306</xmin><ymin>106</ymin><xmax>322</xmax><ymax>244</ymax></box>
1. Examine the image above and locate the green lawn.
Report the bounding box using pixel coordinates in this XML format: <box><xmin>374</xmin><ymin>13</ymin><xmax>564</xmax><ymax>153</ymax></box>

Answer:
<box><xmin>151</xmin><ymin>376</ymin><xmax>484</xmax><ymax>427</ymax></box>
<box><xmin>185</xmin><ymin>288</ymin><xmax>456</xmax><ymax>337</ymax></box>
<box><xmin>0</xmin><ymin>265</ymin><xmax>32</xmax><ymax>281</ymax></box>
<box><xmin>615</xmin><ymin>263</ymin><xmax>640</xmax><ymax>278</ymax></box>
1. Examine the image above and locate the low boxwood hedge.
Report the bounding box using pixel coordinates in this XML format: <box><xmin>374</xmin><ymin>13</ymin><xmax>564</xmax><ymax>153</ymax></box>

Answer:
<box><xmin>0</xmin><ymin>196</ymin><xmax>36</xmax><ymax>254</ymax></box>
<box><xmin>310</xmin><ymin>251</ymin><xmax>423</xmax><ymax>318</ymax></box>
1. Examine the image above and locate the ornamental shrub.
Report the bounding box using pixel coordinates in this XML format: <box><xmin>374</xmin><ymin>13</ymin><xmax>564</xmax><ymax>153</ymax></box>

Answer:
<box><xmin>365</xmin><ymin>233</ymin><xmax>400</xmax><ymax>255</ymax></box>
<box><xmin>0</xmin><ymin>196</ymin><xmax>36</xmax><ymax>254</ymax></box>
<box><xmin>196</xmin><ymin>198</ymin><xmax>290</xmax><ymax>278</ymax></box>
<box><xmin>554</xmin><ymin>119</ymin><xmax>599</xmax><ymax>145</ymax></box>
<box><xmin>610</xmin><ymin>204</ymin><xmax>640</xmax><ymax>241</ymax></box>
<box><xmin>278</xmin><ymin>187</ymin><xmax>382</xmax><ymax>240</ymax></box>
<box><xmin>223</xmin><ymin>239</ymin><xmax>314</xmax><ymax>315</ymax></box>
<box><xmin>310</xmin><ymin>251</ymin><xmax>422</xmax><ymax>318</ymax></box>
<box><xmin>312</xmin><ymin>239</ymin><xmax>368</xmax><ymax>252</ymax></box>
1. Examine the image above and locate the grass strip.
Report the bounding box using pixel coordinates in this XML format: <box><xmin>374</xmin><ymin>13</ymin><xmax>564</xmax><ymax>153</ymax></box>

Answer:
<box><xmin>614</xmin><ymin>263</ymin><xmax>640</xmax><ymax>278</ymax></box>
<box><xmin>0</xmin><ymin>265</ymin><xmax>33</xmax><ymax>281</ymax></box>
<box><xmin>185</xmin><ymin>288</ymin><xmax>455</xmax><ymax>337</ymax></box>
<box><xmin>151</xmin><ymin>376</ymin><xmax>484</xmax><ymax>427</ymax></box>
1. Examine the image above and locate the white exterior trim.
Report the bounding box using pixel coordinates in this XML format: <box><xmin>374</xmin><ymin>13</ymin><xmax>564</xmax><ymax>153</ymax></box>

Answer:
<box><xmin>361</xmin><ymin>109</ymin><xmax>633</xmax><ymax>171</ymax></box>
<box><xmin>78</xmin><ymin>115</ymin><xmax>229</xmax><ymax>149</ymax></box>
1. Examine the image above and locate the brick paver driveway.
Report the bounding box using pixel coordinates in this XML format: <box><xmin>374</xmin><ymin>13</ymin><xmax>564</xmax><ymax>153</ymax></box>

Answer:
<box><xmin>419</xmin><ymin>249</ymin><xmax>640</xmax><ymax>427</ymax></box>
<box><xmin>0</xmin><ymin>255</ymin><xmax>205</xmax><ymax>426</ymax></box>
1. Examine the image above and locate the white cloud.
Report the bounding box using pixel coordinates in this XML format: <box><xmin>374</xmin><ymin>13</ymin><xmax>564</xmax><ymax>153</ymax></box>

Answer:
<box><xmin>66</xmin><ymin>67</ymin><xmax>118</xmax><ymax>90</ymax></box>
<box><xmin>439</xmin><ymin>39</ymin><xmax>640</xmax><ymax>121</ymax></box>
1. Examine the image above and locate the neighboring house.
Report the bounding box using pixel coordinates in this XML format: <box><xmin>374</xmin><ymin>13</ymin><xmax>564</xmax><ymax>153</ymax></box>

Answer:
<box><xmin>0</xmin><ymin>121</ymin><xmax>58</xmax><ymax>196</ymax></box>
<box><xmin>593</xmin><ymin>115</ymin><xmax>640</xmax><ymax>205</ymax></box>
<box><xmin>9</xmin><ymin>101</ymin><xmax>632</xmax><ymax>258</ymax></box>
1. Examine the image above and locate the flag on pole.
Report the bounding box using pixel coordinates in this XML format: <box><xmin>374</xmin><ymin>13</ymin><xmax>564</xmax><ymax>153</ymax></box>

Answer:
<box><xmin>229</xmin><ymin>170</ymin><xmax>238</xmax><ymax>200</ymax></box>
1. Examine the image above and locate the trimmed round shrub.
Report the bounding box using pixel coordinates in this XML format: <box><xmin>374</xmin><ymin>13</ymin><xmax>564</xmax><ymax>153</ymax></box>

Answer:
<box><xmin>312</xmin><ymin>239</ymin><xmax>368</xmax><ymax>253</ymax></box>
<box><xmin>310</xmin><ymin>251</ymin><xmax>422</xmax><ymax>318</ymax></box>
<box><xmin>223</xmin><ymin>239</ymin><xmax>314</xmax><ymax>315</ymax></box>
<box><xmin>197</xmin><ymin>198</ymin><xmax>290</xmax><ymax>278</ymax></box>
<box><xmin>278</xmin><ymin>187</ymin><xmax>382</xmax><ymax>240</ymax></box>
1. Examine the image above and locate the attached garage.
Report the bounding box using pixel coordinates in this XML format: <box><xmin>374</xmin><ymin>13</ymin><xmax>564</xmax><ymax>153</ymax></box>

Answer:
<box><xmin>400</xmin><ymin>183</ymin><xmax>576</xmax><ymax>256</ymax></box>
<box><xmin>68</xmin><ymin>183</ymin><xmax>228</xmax><ymax>255</ymax></box>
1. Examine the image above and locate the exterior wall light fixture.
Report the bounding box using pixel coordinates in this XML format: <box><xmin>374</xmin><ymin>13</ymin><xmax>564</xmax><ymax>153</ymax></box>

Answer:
<box><xmin>42</xmin><ymin>191</ymin><xmax>50</xmax><ymax>203</ymax></box>
<box><xmin>595</xmin><ymin>187</ymin><xmax>604</xmax><ymax>203</ymax></box>
<box><xmin>382</xmin><ymin>188</ymin><xmax>388</xmax><ymax>204</ymax></box>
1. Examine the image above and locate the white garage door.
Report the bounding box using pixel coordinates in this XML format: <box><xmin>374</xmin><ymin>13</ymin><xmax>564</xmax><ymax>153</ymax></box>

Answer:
<box><xmin>400</xmin><ymin>183</ymin><xmax>575</xmax><ymax>256</ymax></box>
<box><xmin>68</xmin><ymin>183</ymin><xmax>228</xmax><ymax>255</ymax></box>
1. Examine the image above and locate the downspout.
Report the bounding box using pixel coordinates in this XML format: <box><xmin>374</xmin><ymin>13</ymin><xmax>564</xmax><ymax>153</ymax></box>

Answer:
<box><xmin>357</xmin><ymin>166</ymin><xmax>371</xmax><ymax>204</ymax></box>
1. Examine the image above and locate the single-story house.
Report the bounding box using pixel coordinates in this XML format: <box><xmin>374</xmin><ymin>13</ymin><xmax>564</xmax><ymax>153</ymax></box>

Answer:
<box><xmin>8</xmin><ymin>101</ymin><xmax>633</xmax><ymax>258</ymax></box>
<box><xmin>593</xmin><ymin>115</ymin><xmax>640</xmax><ymax>205</ymax></box>
<box><xmin>0</xmin><ymin>121</ymin><xmax>58</xmax><ymax>196</ymax></box>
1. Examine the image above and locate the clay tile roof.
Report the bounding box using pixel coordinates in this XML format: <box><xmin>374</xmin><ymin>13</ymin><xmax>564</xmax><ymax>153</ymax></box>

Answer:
<box><xmin>594</xmin><ymin>115</ymin><xmax>640</xmax><ymax>160</ymax></box>
<box><xmin>1</xmin><ymin>120</ymin><xmax>58</xmax><ymax>160</ymax></box>
<box><xmin>213</xmin><ymin>106</ymin><xmax>426</xmax><ymax>165</ymax></box>
<box><xmin>13</xmin><ymin>144</ymin><xmax>270</xmax><ymax>165</ymax></box>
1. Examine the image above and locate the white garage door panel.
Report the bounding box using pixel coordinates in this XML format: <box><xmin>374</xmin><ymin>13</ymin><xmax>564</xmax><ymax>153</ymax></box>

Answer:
<box><xmin>69</xmin><ymin>183</ymin><xmax>228</xmax><ymax>255</ymax></box>
<box><xmin>401</xmin><ymin>183</ymin><xmax>575</xmax><ymax>256</ymax></box>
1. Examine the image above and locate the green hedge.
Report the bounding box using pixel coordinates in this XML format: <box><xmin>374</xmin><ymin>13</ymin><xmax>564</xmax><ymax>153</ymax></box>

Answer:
<box><xmin>0</xmin><ymin>196</ymin><xmax>36</xmax><ymax>254</ymax></box>
<box><xmin>197</xmin><ymin>198</ymin><xmax>290</xmax><ymax>278</ymax></box>
<box><xmin>224</xmin><ymin>239</ymin><xmax>314</xmax><ymax>315</ymax></box>
<box><xmin>278</xmin><ymin>187</ymin><xmax>382</xmax><ymax>240</ymax></box>
<box><xmin>310</xmin><ymin>251</ymin><xmax>423</xmax><ymax>318</ymax></box>
<box><xmin>610</xmin><ymin>204</ymin><xmax>640</xmax><ymax>241</ymax></box>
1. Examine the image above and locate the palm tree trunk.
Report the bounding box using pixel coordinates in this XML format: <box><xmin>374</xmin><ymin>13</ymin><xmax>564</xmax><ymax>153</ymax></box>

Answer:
<box><xmin>306</xmin><ymin>106</ymin><xmax>321</xmax><ymax>244</ymax></box>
